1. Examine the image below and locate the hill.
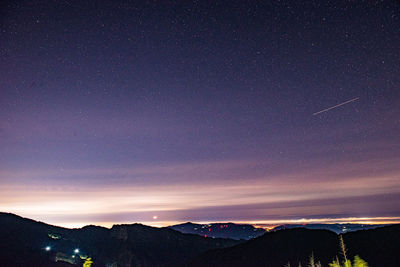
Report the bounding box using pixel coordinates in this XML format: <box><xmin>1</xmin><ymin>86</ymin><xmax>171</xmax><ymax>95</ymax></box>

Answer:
<box><xmin>191</xmin><ymin>225</ymin><xmax>400</xmax><ymax>267</ymax></box>
<box><xmin>191</xmin><ymin>228</ymin><xmax>338</xmax><ymax>267</ymax></box>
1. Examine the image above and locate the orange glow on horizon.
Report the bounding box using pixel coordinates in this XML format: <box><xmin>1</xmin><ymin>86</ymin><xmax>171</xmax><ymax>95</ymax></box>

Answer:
<box><xmin>9</xmin><ymin>216</ymin><xmax>399</xmax><ymax>230</ymax></box>
<box><xmin>1</xmin><ymin>159</ymin><xmax>400</xmax><ymax>229</ymax></box>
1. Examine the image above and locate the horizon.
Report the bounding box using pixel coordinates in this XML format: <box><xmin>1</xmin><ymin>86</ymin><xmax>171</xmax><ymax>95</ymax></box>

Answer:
<box><xmin>42</xmin><ymin>217</ymin><xmax>400</xmax><ymax>230</ymax></box>
<box><xmin>1</xmin><ymin>1</ymin><xmax>399</xmax><ymax>228</ymax></box>
<box><xmin>4</xmin><ymin>211</ymin><xmax>399</xmax><ymax>230</ymax></box>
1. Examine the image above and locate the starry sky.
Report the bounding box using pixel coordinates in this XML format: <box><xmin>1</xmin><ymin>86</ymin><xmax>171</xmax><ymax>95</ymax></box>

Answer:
<box><xmin>1</xmin><ymin>0</ymin><xmax>400</xmax><ymax>228</ymax></box>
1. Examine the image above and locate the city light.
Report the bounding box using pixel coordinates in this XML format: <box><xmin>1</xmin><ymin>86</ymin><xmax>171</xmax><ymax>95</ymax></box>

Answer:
<box><xmin>74</xmin><ymin>248</ymin><xmax>79</xmax><ymax>254</ymax></box>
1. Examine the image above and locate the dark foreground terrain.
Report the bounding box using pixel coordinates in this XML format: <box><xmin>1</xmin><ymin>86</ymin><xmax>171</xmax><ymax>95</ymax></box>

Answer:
<box><xmin>0</xmin><ymin>213</ymin><xmax>240</xmax><ymax>267</ymax></box>
<box><xmin>1</xmin><ymin>212</ymin><xmax>399</xmax><ymax>267</ymax></box>
<box><xmin>191</xmin><ymin>224</ymin><xmax>400</xmax><ymax>267</ymax></box>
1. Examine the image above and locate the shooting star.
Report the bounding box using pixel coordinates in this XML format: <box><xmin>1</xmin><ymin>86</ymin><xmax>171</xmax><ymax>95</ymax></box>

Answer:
<box><xmin>313</xmin><ymin>97</ymin><xmax>359</xmax><ymax>116</ymax></box>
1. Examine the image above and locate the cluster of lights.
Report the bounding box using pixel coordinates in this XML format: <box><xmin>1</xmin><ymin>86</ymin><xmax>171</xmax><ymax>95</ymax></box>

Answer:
<box><xmin>72</xmin><ymin>248</ymin><xmax>80</xmax><ymax>259</ymax></box>
<box><xmin>44</xmin><ymin>243</ymin><xmax>87</xmax><ymax>264</ymax></box>
<box><xmin>44</xmin><ymin>246</ymin><xmax>80</xmax><ymax>256</ymax></box>
<box><xmin>71</xmin><ymin>248</ymin><xmax>80</xmax><ymax>258</ymax></box>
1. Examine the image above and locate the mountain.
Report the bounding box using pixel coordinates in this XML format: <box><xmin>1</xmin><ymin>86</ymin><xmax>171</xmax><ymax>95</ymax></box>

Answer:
<box><xmin>190</xmin><ymin>228</ymin><xmax>339</xmax><ymax>267</ymax></box>
<box><xmin>2</xmin><ymin>212</ymin><xmax>400</xmax><ymax>267</ymax></box>
<box><xmin>191</xmin><ymin>225</ymin><xmax>400</xmax><ymax>267</ymax></box>
<box><xmin>169</xmin><ymin>222</ymin><xmax>266</xmax><ymax>240</ymax></box>
<box><xmin>169</xmin><ymin>222</ymin><xmax>386</xmax><ymax>240</ymax></box>
<box><xmin>272</xmin><ymin>223</ymin><xmax>388</xmax><ymax>234</ymax></box>
<box><xmin>0</xmin><ymin>212</ymin><xmax>240</xmax><ymax>267</ymax></box>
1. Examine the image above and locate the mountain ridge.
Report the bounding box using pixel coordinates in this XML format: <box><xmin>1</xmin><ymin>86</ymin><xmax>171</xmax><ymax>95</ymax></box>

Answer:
<box><xmin>2</xmin><ymin>212</ymin><xmax>400</xmax><ymax>267</ymax></box>
<box><xmin>169</xmin><ymin>222</ymin><xmax>266</xmax><ymax>240</ymax></box>
<box><xmin>191</xmin><ymin>224</ymin><xmax>400</xmax><ymax>267</ymax></box>
<box><xmin>0</xmin><ymin>212</ymin><xmax>240</xmax><ymax>267</ymax></box>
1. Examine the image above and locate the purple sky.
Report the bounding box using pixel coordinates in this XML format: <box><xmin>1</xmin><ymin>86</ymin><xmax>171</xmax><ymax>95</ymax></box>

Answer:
<box><xmin>1</xmin><ymin>0</ymin><xmax>400</xmax><ymax>227</ymax></box>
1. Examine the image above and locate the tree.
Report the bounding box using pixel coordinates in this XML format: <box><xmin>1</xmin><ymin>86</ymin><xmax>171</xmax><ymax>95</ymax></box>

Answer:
<box><xmin>83</xmin><ymin>257</ymin><xmax>93</xmax><ymax>267</ymax></box>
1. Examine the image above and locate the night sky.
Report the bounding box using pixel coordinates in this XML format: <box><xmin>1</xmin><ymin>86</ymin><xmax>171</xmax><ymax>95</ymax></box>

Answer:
<box><xmin>1</xmin><ymin>0</ymin><xmax>400</xmax><ymax>227</ymax></box>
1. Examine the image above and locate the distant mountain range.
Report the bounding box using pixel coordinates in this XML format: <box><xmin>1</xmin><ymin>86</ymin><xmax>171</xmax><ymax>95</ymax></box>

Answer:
<box><xmin>169</xmin><ymin>222</ymin><xmax>266</xmax><ymax>240</ymax></box>
<box><xmin>1</xmin><ymin>212</ymin><xmax>399</xmax><ymax>267</ymax></box>
<box><xmin>271</xmin><ymin>223</ymin><xmax>387</xmax><ymax>234</ymax></box>
<box><xmin>169</xmin><ymin>222</ymin><xmax>386</xmax><ymax>239</ymax></box>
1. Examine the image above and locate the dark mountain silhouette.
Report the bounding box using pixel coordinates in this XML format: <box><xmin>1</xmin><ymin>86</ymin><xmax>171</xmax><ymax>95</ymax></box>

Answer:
<box><xmin>190</xmin><ymin>228</ymin><xmax>339</xmax><ymax>267</ymax></box>
<box><xmin>342</xmin><ymin>224</ymin><xmax>400</xmax><ymax>267</ymax></box>
<box><xmin>191</xmin><ymin>225</ymin><xmax>400</xmax><ymax>267</ymax></box>
<box><xmin>169</xmin><ymin>222</ymin><xmax>266</xmax><ymax>240</ymax></box>
<box><xmin>0</xmin><ymin>212</ymin><xmax>240</xmax><ymax>267</ymax></box>
<box><xmin>2</xmin><ymin>212</ymin><xmax>400</xmax><ymax>267</ymax></box>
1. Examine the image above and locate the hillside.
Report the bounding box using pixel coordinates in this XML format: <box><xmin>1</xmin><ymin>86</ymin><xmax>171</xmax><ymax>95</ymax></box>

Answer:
<box><xmin>191</xmin><ymin>228</ymin><xmax>338</xmax><ymax>267</ymax></box>
<box><xmin>191</xmin><ymin>225</ymin><xmax>400</xmax><ymax>267</ymax></box>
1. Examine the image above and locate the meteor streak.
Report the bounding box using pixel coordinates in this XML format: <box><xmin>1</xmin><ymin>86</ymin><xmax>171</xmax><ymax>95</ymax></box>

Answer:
<box><xmin>313</xmin><ymin>97</ymin><xmax>359</xmax><ymax>116</ymax></box>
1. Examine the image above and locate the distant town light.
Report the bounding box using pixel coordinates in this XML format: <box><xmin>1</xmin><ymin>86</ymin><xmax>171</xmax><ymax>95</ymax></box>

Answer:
<box><xmin>45</xmin><ymin>246</ymin><xmax>51</xmax><ymax>251</ymax></box>
<box><xmin>74</xmin><ymin>248</ymin><xmax>79</xmax><ymax>254</ymax></box>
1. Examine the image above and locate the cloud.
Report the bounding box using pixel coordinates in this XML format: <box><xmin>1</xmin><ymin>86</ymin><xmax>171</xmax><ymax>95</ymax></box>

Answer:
<box><xmin>1</xmin><ymin>156</ymin><xmax>400</xmax><ymax>227</ymax></box>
